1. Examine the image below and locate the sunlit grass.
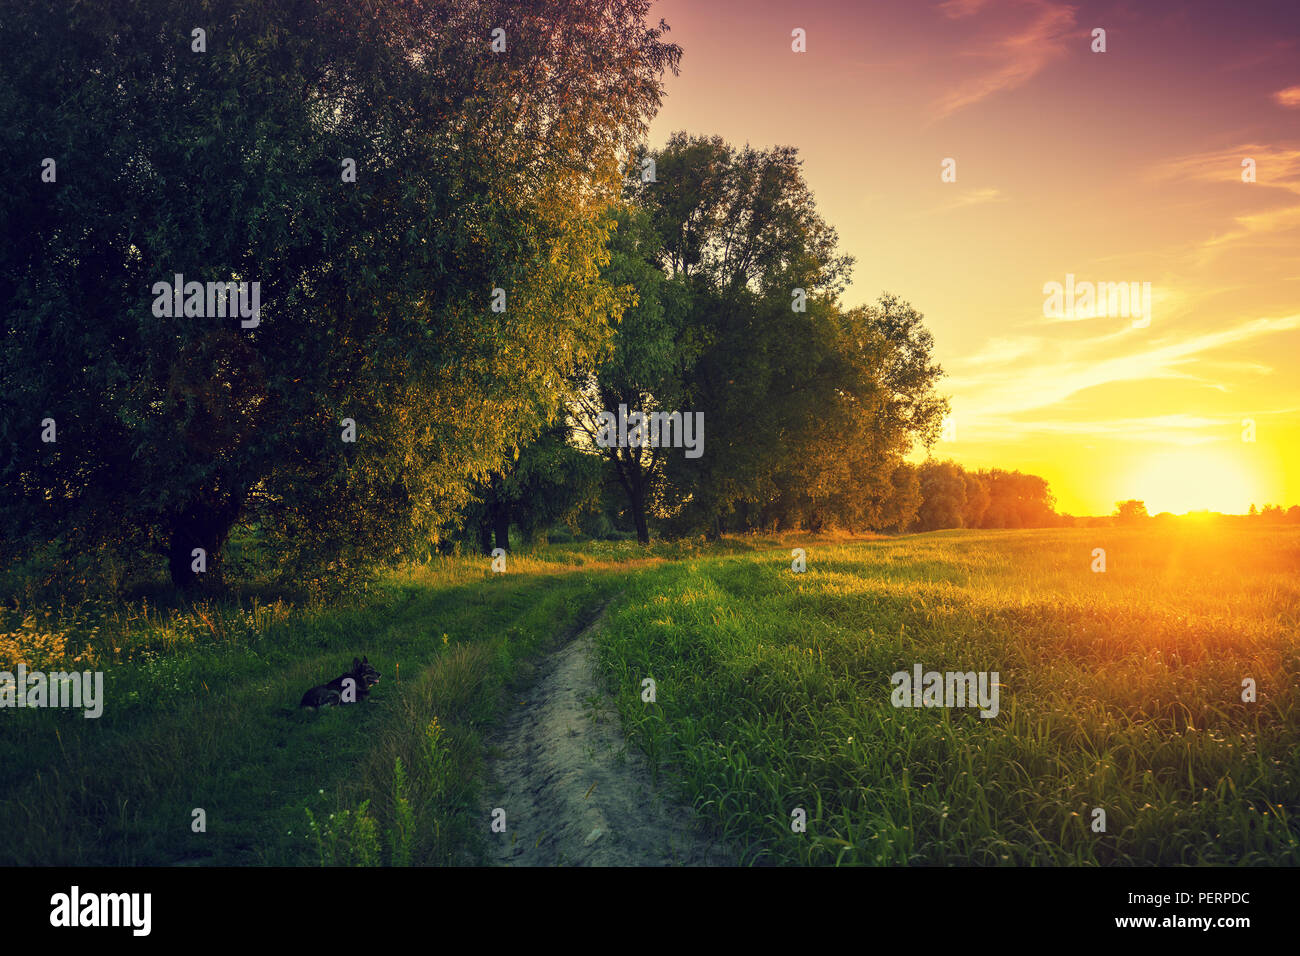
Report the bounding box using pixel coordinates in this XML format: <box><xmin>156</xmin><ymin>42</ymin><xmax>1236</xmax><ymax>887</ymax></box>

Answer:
<box><xmin>597</xmin><ymin>526</ymin><xmax>1300</xmax><ymax>865</ymax></box>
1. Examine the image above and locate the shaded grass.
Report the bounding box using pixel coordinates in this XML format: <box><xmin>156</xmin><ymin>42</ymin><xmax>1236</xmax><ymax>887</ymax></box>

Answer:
<box><xmin>0</xmin><ymin>554</ymin><xmax>622</xmax><ymax>865</ymax></box>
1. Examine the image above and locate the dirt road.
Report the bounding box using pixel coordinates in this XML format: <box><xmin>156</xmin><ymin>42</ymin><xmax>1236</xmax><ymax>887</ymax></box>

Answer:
<box><xmin>482</xmin><ymin>605</ymin><xmax>735</xmax><ymax>866</ymax></box>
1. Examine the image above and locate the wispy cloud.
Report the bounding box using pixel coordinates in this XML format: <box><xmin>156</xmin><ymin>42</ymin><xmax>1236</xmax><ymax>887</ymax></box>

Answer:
<box><xmin>932</xmin><ymin>0</ymin><xmax>1078</xmax><ymax>118</ymax></box>
<box><xmin>1146</xmin><ymin>144</ymin><xmax>1300</xmax><ymax>266</ymax></box>
<box><xmin>927</xmin><ymin>186</ymin><xmax>1005</xmax><ymax>213</ymax></box>
<box><xmin>1148</xmin><ymin>144</ymin><xmax>1300</xmax><ymax>190</ymax></box>
<box><xmin>951</xmin><ymin>407</ymin><xmax>1300</xmax><ymax>446</ymax></box>
<box><xmin>947</xmin><ymin>334</ymin><xmax>1039</xmax><ymax>368</ymax></box>
<box><xmin>945</xmin><ymin>314</ymin><xmax>1300</xmax><ymax>419</ymax></box>
<box><xmin>938</xmin><ymin>0</ymin><xmax>994</xmax><ymax>17</ymax></box>
<box><xmin>965</xmin><ymin>413</ymin><xmax>1236</xmax><ymax>445</ymax></box>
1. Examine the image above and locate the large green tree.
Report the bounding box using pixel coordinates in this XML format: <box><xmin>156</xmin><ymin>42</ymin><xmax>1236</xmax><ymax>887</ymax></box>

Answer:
<box><xmin>627</xmin><ymin>133</ymin><xmax>944</xmax><ymax>537</ymax></box>
<box><xmin>915</xmin><ymin>459</ymin><xmax>968</xmax><ymax>531</ymax></box>
<box><xmin>0</xmin><ymin>0</ymin><xmax>679</xmax><ymax>589</ymax></box>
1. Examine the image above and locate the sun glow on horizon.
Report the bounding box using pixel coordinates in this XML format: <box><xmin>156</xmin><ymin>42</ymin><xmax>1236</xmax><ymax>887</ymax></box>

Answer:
<box><xmin>1127</xmin><ymin>448</ymin><xmax>1260</xmax><ymax>516</ymax></box>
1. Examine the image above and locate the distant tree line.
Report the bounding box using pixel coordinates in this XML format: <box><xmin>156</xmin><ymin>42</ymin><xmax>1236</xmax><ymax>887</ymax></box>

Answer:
<box><xmin>908</xmin><ymin>460</ymin><xmax>1058</xmax><ymax>531</ymax></box>
<box><xmin>1247</xmin><ymin>504</ymin><xmax>1300</xmax><ymax>522</ymax></box>
<box><xmin>1112</xmin><ymin>500</ymin><xmax>1300</xmax><ymax>526</ymax></box>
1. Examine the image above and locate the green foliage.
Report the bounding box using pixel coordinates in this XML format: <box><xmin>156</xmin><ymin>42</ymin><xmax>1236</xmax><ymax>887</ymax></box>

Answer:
<box><xmin>423</xmin><ymin>717</ymin><xmax>452</xmax><ymax>803</ymax></box>
<box><xmin>916</xmin><ymin>460</ymin><xmax>968</xmax><ymax>531</ymax></box>
<box><xmin>978</xmin><ymin>468</ymin><xmax>1058</xmax><ymax>528</ymax></box>
<box><xmin>0</xmin><ymin>0</ymin><xmax>680</xmax><ymax>591</ymax></box>
<box><xmin>629</xmin><ymin>132</ymin><xmax>854</xmax><ymax>297</ymax></box>
<box><xmin>462</xmin><ymin>425</ymin><xmax>608</xmax><ymax>552</ymax></box>
<box><xmin>570</xmin><ymin>204</ymin><xmax>699</xmax><ymax>542</ymax></box>
<box><xmin>305</xmin><ymin>797</ymin><xmax>381</xmax><ymax>867</ymax></box>
<box><xmin>389</xmin><ymin>758</ymin><xmax>415</xmax><ymax>868</ymax></box>
<box><xmin>600</xmin><ymin>134</ymin><xmax>947</xmax><ymax>539</ymax></box>
<box><xmin>912</xmin><ymin>460</ymin><xmax>1059</xmax><ymax>531</ymax></box>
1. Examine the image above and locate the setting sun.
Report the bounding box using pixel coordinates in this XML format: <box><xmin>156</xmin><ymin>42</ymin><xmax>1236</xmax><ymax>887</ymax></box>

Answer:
<box><xmin>1128</xmin><ymin>448</ymin><xmax>1258</xmax><ymax>515</ymax></box>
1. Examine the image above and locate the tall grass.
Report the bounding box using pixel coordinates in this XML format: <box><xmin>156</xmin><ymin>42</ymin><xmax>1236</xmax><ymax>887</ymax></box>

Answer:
<box><xmin>0</xmin><ymin>552</ymin><xmax>619</xmax><ymax>865</ymax></box>
<box><xmin>596</xmin><ymin>525</ymin><xmax>1300</xmax><ymax>864</ymax></box>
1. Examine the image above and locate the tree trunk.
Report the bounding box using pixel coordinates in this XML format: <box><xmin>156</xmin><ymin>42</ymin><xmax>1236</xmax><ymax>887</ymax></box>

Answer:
<box><xmin>629</xmin><ymin>489</ymin><xmax>650</xmax><ymax>545</ymax></box>
<box><xmin>167</xmin><ymin>497</ymin><xmax>241</xmax><ymax>592</ymax></box>
<box><xmin>478</xmin><ymin>518</ymin><xmax>493</xmax><ymax>555</ymax></box>
<box><xmin>492</xmin><ymin>502</ymin><xmax>510</xmax><ymax>552</ymax></box>
<box><xmin>482</xmin><ymin>472</ymin><xmax>511</xmax><ymax>552</ymax></box>
<box><xmin>608</xmin><ymin>447</ymin><xmax>652</xmax><ymax>545</ymax></box>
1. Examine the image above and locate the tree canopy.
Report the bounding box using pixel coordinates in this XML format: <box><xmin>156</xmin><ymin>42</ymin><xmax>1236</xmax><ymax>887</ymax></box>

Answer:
<box><xmin>1</xmin><ymin>0</ymin><xmax>679</xmax><ymax>589</ymax></box>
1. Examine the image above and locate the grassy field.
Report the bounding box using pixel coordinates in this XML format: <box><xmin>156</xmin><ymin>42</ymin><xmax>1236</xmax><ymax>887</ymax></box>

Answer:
<box><xmin>2</xmin><ymin>526</ymin><xmax>1298</xmax><ymax>865</ymax></box>
<box><xmin>597</xmin><ymin>525</ymin><xmax>1300</xmax><ymax>864</ymax></box>
<box><xmin>0</xmin><ymin>551</ymin><xmax>627</xmax><ymax>865</ymax></box>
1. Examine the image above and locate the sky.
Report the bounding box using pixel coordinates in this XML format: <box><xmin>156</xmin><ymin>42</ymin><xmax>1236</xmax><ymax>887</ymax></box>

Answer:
<box><xmin>645</xmin><ymin>0</ymin><xmax>1300</xmax><ymax>515</ymax></box>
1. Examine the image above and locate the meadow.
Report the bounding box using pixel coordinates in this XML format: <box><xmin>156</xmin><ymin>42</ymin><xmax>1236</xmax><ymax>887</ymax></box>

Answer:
<box><xmin>597</xmin><ymin>525</ymin><xmax>1300</xmax><ymax>864</ymax></box>
<box><xmin>2</xmin><ymin>525</ymin><xmax>1297</xmax><ymax>866</ymax></box>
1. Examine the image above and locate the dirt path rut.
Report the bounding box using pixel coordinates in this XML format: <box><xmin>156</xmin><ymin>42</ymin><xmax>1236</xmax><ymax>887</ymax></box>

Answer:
<box><xmin>482</xmin><ymin>604</ymin><xmax>734</xmax><ymax>866</ymax></box>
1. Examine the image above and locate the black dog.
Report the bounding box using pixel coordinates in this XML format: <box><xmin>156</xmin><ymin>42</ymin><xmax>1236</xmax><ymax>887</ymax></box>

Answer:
<box><xmin>300</xmin><ymin>657</ymin><xmax>381</xmax><ymax>708</ymax></box>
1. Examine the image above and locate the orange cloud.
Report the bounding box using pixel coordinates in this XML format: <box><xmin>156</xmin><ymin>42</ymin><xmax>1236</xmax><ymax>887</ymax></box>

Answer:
<box><xmin>1274</xmin><ymin>85</ymin><xmax>1300</xmax><ymax>107</ymax></box>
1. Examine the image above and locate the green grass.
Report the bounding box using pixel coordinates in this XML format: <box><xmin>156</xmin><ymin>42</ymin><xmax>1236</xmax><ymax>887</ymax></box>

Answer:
<box><xmin>3</xmin><ymin>526</ymin><xmax>1298</xmax><ymax>866</ymax></box>
<box><xmin>0</xmin><ymin>553</ymin><xmax>623</xmax><ymax>865</ymax></box>
<box><xmin>595</xmin><ymin>525</ymin><xmax>1300</xmax><ymax>864</ymax></box>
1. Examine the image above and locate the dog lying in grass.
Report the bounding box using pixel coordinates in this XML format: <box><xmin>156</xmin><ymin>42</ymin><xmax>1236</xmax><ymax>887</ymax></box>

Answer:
<box><xmin>300</xmin><ymin>657</ymin><xmax>381</xmax><ymax>708</ymax></box>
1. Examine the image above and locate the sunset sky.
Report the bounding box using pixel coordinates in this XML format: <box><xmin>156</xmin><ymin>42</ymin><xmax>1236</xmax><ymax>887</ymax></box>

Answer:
<box><xmin>646</xmin><ymin>0</ymin><xmax>1300</xmax><ymax>515</ymax></box>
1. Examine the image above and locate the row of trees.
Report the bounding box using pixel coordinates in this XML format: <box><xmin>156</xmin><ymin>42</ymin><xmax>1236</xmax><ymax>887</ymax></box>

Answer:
<box><xmin>464</xmin><ymin>133</ymin><xmax>950</xmax><ymax>548</ymax></box>
<box><xmin>469</xmin><ymin>448</ymin><xmax>1068</xmax><ymax>546</ymax></box>
<box><xmin>1247</xmin><ymin>504</ymin><xmax>1300</xmax><ymax>521</ymax></box>
<box><xmin>4</xmin><ymin>0</ymin><xmax>1011</xmax><ymax>590</ymax></box>
<box><xmin>911</xmin><ymin>460</ymin><xmax>1058</xmax><ymax>531</ymax></box>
